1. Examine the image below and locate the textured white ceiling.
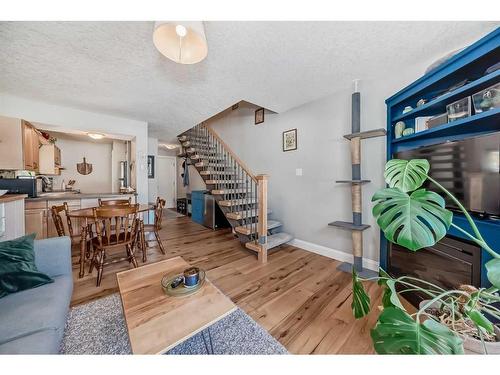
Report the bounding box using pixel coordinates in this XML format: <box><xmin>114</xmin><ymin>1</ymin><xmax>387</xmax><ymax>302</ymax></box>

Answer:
<box><xmin>0</xmin><ymin>21</ymin><xmax>497</xmax><ymax>141</ymax></box>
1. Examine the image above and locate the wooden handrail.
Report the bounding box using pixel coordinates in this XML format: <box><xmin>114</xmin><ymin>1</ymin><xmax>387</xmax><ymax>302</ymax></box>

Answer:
<box><xmin>202</xmin><ymin>123</ymin><xmax>257</xmax><ymax>182</ymax></box>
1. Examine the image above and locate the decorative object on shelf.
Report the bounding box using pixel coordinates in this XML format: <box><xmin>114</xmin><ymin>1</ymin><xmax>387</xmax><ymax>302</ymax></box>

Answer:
<box><xmin>231</xmin><ymin>103</ymin><xmax>239</xmax><ymax>110</ymax></box>
<box><xmin>472</xmin><ymin>82</ymin><xmax>500</xmax><ymax>113</ymax></box>
<box><xmin>351</xmin><ymin>158</ymin><xmax>500</xmax><ymax>354</ymax></box>
<box><xmin>414</xmin><ymin>116</ymin><xmax>432</xmax><ymax>133</ymax></box>
<box><xmin>147</xmin><ymin>155</ymin><xmax>155</xmax><ymax>179</ymax></box>
<box><xmin>402</xmin><ymin>106</ymin><xmax>413</xmax><ymax>114</ymax></box>
<box><xmin>416</xmin><ymin>98</ymin><xmax>427</xmax><ymax>107</ymax></box>
<box><xmin>254</xmin><ymin>107</ymin><xmax>265</xmax><ymax>125</ymax></box>
<box><xmin>282</xmin><ymin>128</ymin><xmax>297</xmax><ymax>152</ymax></box>
<box><xmin>394</xmin><ymin>121</ymin><xmax>405</xmax><ymax>139</ymax></box>
<box><xmin>447</xmin><ymin>96</ymin><xmax>471</xmax><ymax>122</ymax></box>
<box><xmin>76</xmin><ymin>157</ymin><xmax>93</xmax><ymax>175</ymax></box>
<box><xmin>427</xmin><ymin>112</ymin><xmax>448</xmax><ymax>129</ymax></box>
<box><xmin>329</xmin><ymin>79</ymin><xmax>386</xmax><ymax>278</ymax></box>
<box><xmin>402</xmin><ymin>128</ymin><xmax>414</xmax><ymax>136</ymax></box>
<box><xmin>161</xmin><ymin>269</ymin><xmax>206</xmax><ymax>297</ymax></box>
<box><xmin>153</xmin><ymin>21</ymin><xmax>208</xmax><ymax>65</ymax></box>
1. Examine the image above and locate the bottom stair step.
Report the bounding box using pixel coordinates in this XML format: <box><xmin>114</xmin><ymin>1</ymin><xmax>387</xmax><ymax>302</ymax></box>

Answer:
<box><xmin>234</xmin><ymin>220</ymin><xmax>282</xmax><ymax>235</ymax></box>
<box><xmin>245</xmin><ymin>232</ymin><xmax>294</xmax><ymax>252</ymax></box>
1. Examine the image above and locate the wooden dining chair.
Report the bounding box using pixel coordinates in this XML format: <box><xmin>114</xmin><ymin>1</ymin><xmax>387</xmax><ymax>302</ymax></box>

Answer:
<box><xmin>141</xmin><ymin>197</ymin><xmax>166</xmax><ymax>259</ymax></box>
<box><xmin>89</xmin><ymin>204</ymin><xmax>139</xmax><ymax>286</ymax></box>
<box><xmin>51</xmin><ymin>202</ymin><xmax>75</xmax><ymax>239</ymax></box>
<box><xmin>98</xmin><ymin>197</ymin><xmax>132</xmax><ymax>206</ymax></box>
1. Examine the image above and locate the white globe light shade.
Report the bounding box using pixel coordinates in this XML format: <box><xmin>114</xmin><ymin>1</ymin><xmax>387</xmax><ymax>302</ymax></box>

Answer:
<box><xmin>153</xmin><ymin>21</ymin><xmax>208</xmax><ymax>64</ymax></box>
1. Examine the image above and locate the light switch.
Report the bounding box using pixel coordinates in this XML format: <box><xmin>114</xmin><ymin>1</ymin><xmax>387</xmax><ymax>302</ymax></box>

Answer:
<box><xmin>296</xmin><ymin>168</ymin><xmax>303</xmax><ymax>176</ymax></box>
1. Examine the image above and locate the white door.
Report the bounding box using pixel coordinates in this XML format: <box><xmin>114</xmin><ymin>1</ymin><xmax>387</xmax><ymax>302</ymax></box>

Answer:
<box><xmin>157</xmin><ymin>156</ymin><xmax>177</xmax><ymax>208</ymax></box>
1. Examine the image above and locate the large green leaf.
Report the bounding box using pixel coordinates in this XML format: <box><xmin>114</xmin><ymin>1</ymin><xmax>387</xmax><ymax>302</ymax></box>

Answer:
<box><xmin>372</xmin><ymin>188</ymin><xmax>453</xmax><ymax>251</ymax></box>
<box><xmin>381</xmin><ymin>279</ymin><xmax>406</xmax><ymax>310</ymax></box>
<box><xmin>371</xmin><ymin>307</ymin><xmax>464</xmax><ymax>354</ymax></box>
<box><xmin>384</xmin><ymin>159</ymin><xmax>430</xmax><ymax>192</ymax></box>
<box><xmin>352</xmin><ymin>270</ymin><xmax>371</xmax><ymax>319</ymax></box>
<box><xmin>485</xmin><ymin>259</ymin><xmax>500</xmax><ymax>289</ymax></box>
<box><xmin>465</xmin><ymin>309</ymin><xmax>494</xmax><ymax>334</ymax></box>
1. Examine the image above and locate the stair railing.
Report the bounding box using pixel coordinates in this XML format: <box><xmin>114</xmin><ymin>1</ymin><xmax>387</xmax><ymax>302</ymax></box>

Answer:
<box><xmin>182</xmin><ymin>123</ymin><xmax>268</xmax><ymax>261</ymax></box>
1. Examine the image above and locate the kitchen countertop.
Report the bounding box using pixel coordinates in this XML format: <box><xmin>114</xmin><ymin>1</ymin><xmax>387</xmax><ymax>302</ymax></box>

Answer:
<box><xmin>0</xmin><ymin>194</ymin><xmax>28</xmax><ymax>203</ymax></box>
<box><xmin>26</xmin><ymin>192</ymin><xmax>137</xmax><ymax>202</ymax></box>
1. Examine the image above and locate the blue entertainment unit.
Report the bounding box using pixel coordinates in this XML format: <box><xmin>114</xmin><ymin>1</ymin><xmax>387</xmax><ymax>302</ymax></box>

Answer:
<box><xmin>382</xmin><ymin>27</ymin><xmax>500</xmax><ymax>287</ymax></box>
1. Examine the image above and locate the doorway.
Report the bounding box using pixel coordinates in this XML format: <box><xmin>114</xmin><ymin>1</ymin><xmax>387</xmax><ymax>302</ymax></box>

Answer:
<box><xmin>157</xmin><ymin>156</ymin><xmax>177</xmax><ymax>209</ymax></box>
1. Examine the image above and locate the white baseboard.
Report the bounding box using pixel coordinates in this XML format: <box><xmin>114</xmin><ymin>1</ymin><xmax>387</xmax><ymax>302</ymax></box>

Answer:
<box><xmin>289</xmin><ymin>238</ymin><xmax>379</xmax><ymax>272</ymax></box>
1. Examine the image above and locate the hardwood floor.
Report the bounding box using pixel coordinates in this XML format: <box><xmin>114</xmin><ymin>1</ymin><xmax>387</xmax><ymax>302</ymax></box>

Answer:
<box><xmin>71</xmin><ymin>212</ymin><xmax>382</xmax><ymax>354</ymax></box>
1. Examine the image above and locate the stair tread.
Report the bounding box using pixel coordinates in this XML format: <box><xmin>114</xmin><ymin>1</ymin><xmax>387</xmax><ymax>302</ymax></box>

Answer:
<box><xmin>235</xmin><ymin>220</ymin><xmax>282</xmax><ymax>235</ymax></box>
<box><xmin>245</xmin><ymin>232</ymin><xmax>293</xmax><ymax>252</ymax></box>
<box><xmin>328</xmin><ymin>220</ymin><xmax>370</xmax><ymax>231</ymax></box>
<box><xmin>219</xmin><ymin>198</ymin><xmax>257</xmax><ymax>207</ymax></box>
<box><xmin>205</xmin><ymin>179</ymin><xmax>245</xmax><ymax>184</ymax></box>
<box><xmin>226</xmin><ymin>209</ymin><xmax>271</xmax><ymax>220</ymax></box>
<box><xmin>212</xmin><ymin>188</ymin><xmax>251</xmax><ymax>194</ymax></box>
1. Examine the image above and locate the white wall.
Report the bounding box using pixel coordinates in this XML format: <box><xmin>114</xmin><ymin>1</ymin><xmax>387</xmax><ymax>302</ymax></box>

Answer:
<box><xmin>52</xmin><ymin>136</ymin><xmax>113</xmax><ymax>193</ymax></box>
<box><xmin>208</xmin><ymin>74</ymin><xmax>418</xmax><ymax>267</ymax></box>
<box><xmin>0</xmin><ymin>93</ymin><xmax>149</xmax><ymax>203</ymax></box>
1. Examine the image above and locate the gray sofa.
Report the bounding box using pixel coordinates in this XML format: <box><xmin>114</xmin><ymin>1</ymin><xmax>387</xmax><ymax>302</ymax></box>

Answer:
<box><xmin>0</xmin><ymin>236</ymin><xmax>73</xmax><ymax>354</ymax></box>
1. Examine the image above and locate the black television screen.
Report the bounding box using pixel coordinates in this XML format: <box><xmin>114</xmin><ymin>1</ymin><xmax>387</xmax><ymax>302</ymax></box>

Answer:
<box><xmin>395</xmin><ymin>132</ymin><xmax>500</xmax><ymax>218</ymax></box>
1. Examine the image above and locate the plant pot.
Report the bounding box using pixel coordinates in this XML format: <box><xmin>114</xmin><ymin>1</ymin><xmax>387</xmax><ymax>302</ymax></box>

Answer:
<box><xmin>419</xmin><ymin>300</ymin><xmax>500</xmax><ymax>354</ymax></box>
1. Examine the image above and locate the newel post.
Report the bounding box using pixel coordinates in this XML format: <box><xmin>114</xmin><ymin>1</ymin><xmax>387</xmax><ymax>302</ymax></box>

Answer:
<box><xmin>256</xmin><ymin>174</ymin><xmax>268</xmax><ymax>263</ymax></box>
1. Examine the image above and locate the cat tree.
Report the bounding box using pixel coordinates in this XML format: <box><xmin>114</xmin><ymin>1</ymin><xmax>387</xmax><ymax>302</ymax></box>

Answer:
<box><xmin>329</xmin><ymin>80</ymin><xmax>386</xmax><ymax>278</ymax></box>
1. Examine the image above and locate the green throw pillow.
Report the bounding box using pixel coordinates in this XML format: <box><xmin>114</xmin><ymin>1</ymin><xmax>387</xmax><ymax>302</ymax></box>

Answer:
<box><xmin>0</xmin><ymin>233</ymin><xmax>53</xmax><ymax>298</ymax></box>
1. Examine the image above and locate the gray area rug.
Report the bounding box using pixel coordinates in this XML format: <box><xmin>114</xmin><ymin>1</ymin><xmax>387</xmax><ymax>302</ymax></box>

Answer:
<box><xmin>60</xmin><ymin>294</ymin><xmax>288</xmax><ymax>355</ymax></box>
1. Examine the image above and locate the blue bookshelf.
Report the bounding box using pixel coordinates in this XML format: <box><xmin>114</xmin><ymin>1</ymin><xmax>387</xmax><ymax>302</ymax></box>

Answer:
<box><xmin>382</xmin><ymin>27</ymin><xmax>500</xmax><ymax>287</ymax></box>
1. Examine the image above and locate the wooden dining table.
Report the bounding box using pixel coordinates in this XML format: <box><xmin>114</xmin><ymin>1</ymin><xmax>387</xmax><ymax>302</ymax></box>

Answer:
<box><xmin>68</xmin><ymin>204</ymin><xmax>154</xmax><ymax>278</ymax></box>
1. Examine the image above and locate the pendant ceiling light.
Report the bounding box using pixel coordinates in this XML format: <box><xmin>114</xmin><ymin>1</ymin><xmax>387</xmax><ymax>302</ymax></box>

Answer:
<box><xmin>153</xmin><ymin>21</ymin><xmax>208</xmax><ymax>64</ymax></box>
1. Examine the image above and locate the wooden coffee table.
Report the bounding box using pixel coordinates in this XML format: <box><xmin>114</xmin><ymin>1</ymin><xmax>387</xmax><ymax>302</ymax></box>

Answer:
<box><xmin>116</xmin><ymin>256</ymin><xmax>236</xmax><ymax>354</ymax></box>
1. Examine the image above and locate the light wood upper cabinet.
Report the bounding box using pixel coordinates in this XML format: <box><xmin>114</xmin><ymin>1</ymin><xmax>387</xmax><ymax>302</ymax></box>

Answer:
<box><xmin>0</xmin><ymin>116</ymin><xmax>24</xmax><ymax>170</ymax></box>
<box><xmin>39</xmin><ymin>144</ymin><xmax>62</xmax><ymax>175</ymax></box>
<box><xmin>0</xmin><ymin>116</ymin><xmax>43</xmax><ymax>172</ymax></box>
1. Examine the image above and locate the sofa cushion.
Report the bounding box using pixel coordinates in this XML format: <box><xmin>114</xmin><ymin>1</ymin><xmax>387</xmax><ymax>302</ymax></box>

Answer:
<box><xmin>0</xmin><ymin>233</ymin><xmax>53</xmax><ymax>298</ymax></box>
<box><xmin>0</xmin><ymin>275</ymin><xmax>72</xmax><ymax>344</ymax></box>
<box><xmin>0</xmin><ymin>328</ymin><xmax>62</xmax><ymax>354</ymax></box>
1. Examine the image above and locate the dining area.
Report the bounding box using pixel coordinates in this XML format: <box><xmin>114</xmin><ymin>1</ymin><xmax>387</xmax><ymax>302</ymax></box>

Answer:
<box><xmin>50</xmin><ymin>196</ymin><xmax>166</xmax><ymax>287</ymax></box>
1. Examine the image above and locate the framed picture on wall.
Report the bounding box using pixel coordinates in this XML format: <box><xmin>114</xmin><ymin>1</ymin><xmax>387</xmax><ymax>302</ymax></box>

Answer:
<box><xmin>147</xmin><ymin>155</ymin><xmax>155</xmax><ymax>179</ymax></box>
<box><xmin>254</xmin><ymin>107</ymin><xmax>264</xmax><ymax>125</ymax></box>
<box><xmin>282</xmin><ymin>128</ymin><xmax>297</xmax><ymax>152</ymax></box>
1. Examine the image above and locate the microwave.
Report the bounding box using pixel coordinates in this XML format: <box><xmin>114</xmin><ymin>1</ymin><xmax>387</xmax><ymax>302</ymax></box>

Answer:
<box><xmin>0</xmin><ymin>178</ymin><xmax>38</xmax><ymax>198</ymax></box>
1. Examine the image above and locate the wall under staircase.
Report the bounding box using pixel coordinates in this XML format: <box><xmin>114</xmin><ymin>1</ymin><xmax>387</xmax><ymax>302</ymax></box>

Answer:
<box><xmin>178</xmin><ymin>123</ymin><xmax>293</xmax><ymax>263</ymax></box>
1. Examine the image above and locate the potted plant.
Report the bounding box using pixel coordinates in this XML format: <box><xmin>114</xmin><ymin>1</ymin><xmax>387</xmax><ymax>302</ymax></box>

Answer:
<box><xmin>352</xmin><ymin>159</ymin><xmax>500</xmax><ymax>354</ymax></box>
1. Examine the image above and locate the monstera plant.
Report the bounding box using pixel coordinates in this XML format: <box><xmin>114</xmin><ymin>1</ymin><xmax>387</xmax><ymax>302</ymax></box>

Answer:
<box><xmin>352</xmin><ymin>159</ymin><xmax>500</xmax><ymax>354</ymax></box>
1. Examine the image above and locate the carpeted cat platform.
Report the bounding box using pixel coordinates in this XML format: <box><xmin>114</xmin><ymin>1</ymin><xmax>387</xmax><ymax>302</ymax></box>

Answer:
<box><xmin>60</xmin><ymin>294</ymin><xmax>288</xmax><ymax>355</ymax></box>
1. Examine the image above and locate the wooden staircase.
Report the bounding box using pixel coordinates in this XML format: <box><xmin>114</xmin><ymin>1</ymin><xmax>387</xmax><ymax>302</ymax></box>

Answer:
<box><xmin>178</xmin><ymin>123</ymin><xmax>293</xmax><ymax>263</ymax></box>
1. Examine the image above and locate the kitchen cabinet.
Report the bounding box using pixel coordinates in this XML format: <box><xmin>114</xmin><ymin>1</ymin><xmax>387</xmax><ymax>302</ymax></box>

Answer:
<box><xmin>0</xmin><ymin>195</ymin><xmax>26</xmax><ymax>241</ymax></box>
<box><xmin>0</xmin><ymin>116</ymin><xmax>44</xmax><ymax>172</ymax></box>
<box><xmin>39</xmin><ymin>144</ymin><xmax>62</xmax><ymax>175</ymax></box>
<box><xmin>0</xmin><ymin>116</ymin><xmax>24</xmax><ymax>170</ymax></box>
<box><xmin>22</xmin><ymin>121</ymin><xmax>41</xmax><ymax>172</ymax></box>
<box><xmin>25</xmin><ymin>207</ymin><xmax>47</xmax><ymax>239</ymax></box>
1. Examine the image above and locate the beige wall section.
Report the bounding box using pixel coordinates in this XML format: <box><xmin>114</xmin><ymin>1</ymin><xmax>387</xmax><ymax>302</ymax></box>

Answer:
<box><xmin>51</xmin><ymin>135</ymin><xmax>113</xmax><ymax>193</ymax></box>
<box><xmin>206</xmin><ymin>73</ymin><xmax>418</xmax><ymax>265</ymax></box>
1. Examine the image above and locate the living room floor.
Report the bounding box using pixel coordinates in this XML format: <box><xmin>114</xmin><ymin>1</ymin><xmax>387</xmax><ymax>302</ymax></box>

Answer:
<box><xmin>71</xmin><ymin>211</ymin><xmax>383</xmax><ymax>354</ymax></box>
